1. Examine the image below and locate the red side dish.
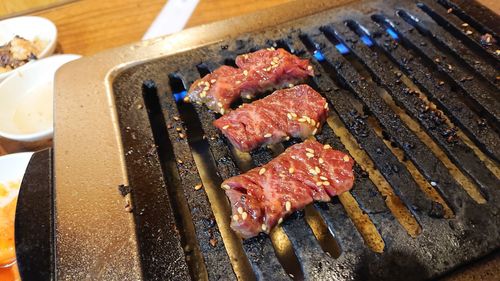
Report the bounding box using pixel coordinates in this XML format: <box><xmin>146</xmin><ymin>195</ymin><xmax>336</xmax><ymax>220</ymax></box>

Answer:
<box><xmin>187</xmin><ymin>48</ymin><xmax>314</xmax><ymax>114</ymax></box>
<box><xmin>221</xmin><ymin>139</ymin><xmax>355</xmax><ymax>238</ymax></box>
<box><xmin>213</xmin><ymin>84</ymin><xmax>329</xmax><ymax>152</ymax></box>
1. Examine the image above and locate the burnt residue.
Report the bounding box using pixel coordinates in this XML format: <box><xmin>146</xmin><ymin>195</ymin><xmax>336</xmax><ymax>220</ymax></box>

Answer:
<box><xmin>365</xmin><ymin>20</ymin><xmax>500</xmax><ymax>163</ymax></box>
<box><xmin>377</xmin><ymin>13</ymin><xmax>500</xmax><ymax>125</ymax></box>
<box><xmin>333</xmin><ymin>22</ymin><xmax>498</xmax><ymax>198</ymax></box>
<box><xmin>117</xmin><ymin>184</ymin><xmax>131</xmax><ymax>197</ymax></box>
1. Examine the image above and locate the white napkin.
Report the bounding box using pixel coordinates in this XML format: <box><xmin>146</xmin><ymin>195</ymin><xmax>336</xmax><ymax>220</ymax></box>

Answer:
<box><xmin>143</xmin><ymin>0</ymin><xmax>200</xmax><ymax>40</ymax></box>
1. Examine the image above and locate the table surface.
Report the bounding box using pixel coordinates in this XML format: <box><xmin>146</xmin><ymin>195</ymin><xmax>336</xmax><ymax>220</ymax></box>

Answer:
<box><xmin>0</xmin><ymin>0</ymin><xmax>498</xmax><ymax>280</ymax></box>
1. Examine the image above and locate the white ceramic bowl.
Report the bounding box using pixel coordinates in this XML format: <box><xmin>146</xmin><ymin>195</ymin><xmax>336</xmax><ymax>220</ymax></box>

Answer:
<box><xmin>0</xmin><ymin>16</ymin><xmax>58</xmax><ymax>82</ymax></box>
<box><xmin>0</xmin><ymin>54</ymin><xmax>81</xmax><ymax>142</ymax></box>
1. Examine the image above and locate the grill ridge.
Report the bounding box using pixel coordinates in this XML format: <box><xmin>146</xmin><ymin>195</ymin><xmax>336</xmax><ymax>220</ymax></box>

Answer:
<box><xmin>332</xmin><ymin>21</ymin><xmax>499</xmax><ymax>198</ymax></box>
<box><xmin>302</xmin><ymin>45</ymin><xmax>428</xmax><ymax>234</ymax></box>
<box><xmin>372</xmin><ymin>14</ymin><xmax>500</xmax><ymax>125</ymax></box>
<box><xmin>279</xmin><ymin>37</ymin><xmax>402</xmax><ymax>247</ymax></box>
<box><xmin>182</xmin><ymin>66</ymin><xmax>290</xmax><ymax>280</ymax></box>
<box><xmin>358</xmin><ymin>19</ymin><xmax>500</xmax><ymax>163</ymax></box>
<box><xmin>304</xmin><ymin>30</ymin><xmax>475</xmax><ymax>212</ymax></box>
<box><xmin>247</xmin><ymin>129</ymin><xmax>367</xmax><ymax>281</ymax></box>
<box><xmin>110</xmin><ymin>1</ymin><xmax>500</xmax><ymax>280</ymax></box>
<box><xmin>419</xmin><ymin>1</ymin><xmax>500</xmax><ymax>65</ymax></box>
<box><xmin>399</xmin><ymin>6</ymin><xmax>499</xmax><ymax>89</ymax></box>
<box><xmin>435</xmin><ymin>0</ymin><xmax>500</xmax><ymax>47</ymax></box>
<box><xmin>159</xmin><ymin>75</ymin><xmax>237</xmax><ymax>280</ymax></box>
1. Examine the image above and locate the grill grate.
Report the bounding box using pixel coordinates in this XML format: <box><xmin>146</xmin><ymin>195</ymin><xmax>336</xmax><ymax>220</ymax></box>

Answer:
<box><xmin>111</xmin><ymin>0</ymin><xmax>500</xmax><ymax>280</ymax></box>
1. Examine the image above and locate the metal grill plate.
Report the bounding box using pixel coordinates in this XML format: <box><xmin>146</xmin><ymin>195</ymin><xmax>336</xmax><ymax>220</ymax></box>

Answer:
<box><xmin>54</xmin><ymin>0</ymin><xmax>500</xmax><ymax>280</ymax></box>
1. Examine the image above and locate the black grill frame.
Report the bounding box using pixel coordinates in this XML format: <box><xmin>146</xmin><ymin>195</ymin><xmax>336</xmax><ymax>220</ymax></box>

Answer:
<box><xmin>110</xmin><ymin>0</ymin><xmax>500</xmax><ymax>280</ymax></box>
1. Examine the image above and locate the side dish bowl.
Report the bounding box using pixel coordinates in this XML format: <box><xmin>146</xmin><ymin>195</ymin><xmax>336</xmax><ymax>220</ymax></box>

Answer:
<box><xmin>0</xmin><ymin>16</ymin><xmax>58</xmax><ymax>82</ymax></box>
<box><xmin>0</xmin><ymin>54</ymin><xmax>81</xmax><ymax>142</ymax></box>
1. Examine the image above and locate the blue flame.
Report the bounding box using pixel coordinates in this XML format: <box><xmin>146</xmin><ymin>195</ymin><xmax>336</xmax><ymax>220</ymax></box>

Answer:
<box><xmin>335</xmin><ymin>43</ymin><xmax>350</xmax><ymax>55</ymax></box>
<box><xmin>313</xmin><ymin>50</ymin><xmax>326</xmax><ymax>61</ymax></box>
<box><xmin>173</xmin><ymin>90</ymin><xmax>187</xmax><ymax>102</ymax></box>
<box><xmin>360</xmin><ymin>35</ymin><xmax>374</xmax><ymax>47</ymax></box>
<box><xmin>386</xmin><ymin>27</ymin><xmax>399</xmax><ymax>40</ymax></box>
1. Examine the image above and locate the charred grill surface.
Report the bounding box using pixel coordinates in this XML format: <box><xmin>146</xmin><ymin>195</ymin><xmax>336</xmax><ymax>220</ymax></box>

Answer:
<box><xmin>111</xmin><ymin>0</ymin><xmax>500</xmax><ymax>280</ymax></box>
<box><xmin>331</xmin><ymin>22</ymin><xmax>500</xmax><ymax>196</ymax></box>
<box><xmin>362</xmin><ymin>21</ymin><xmax>500</xmax><ymax>163</ymax></box>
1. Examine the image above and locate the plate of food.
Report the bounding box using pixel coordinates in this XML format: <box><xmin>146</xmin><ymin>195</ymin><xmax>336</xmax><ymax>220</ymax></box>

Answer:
<box><xmin>0</xmin><ymin>16</ymin><xmax>57</xmax><ymax>82</ymax></box>
<box><xmin>0</xmin><ymin>152</ymin><xmax>33</xmax><ymax>280</ymax></box>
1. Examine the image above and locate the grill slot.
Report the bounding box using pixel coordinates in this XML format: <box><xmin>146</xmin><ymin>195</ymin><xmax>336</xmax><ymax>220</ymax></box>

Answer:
<box><xmin>372</xmin><ymin>14</ymin><xmax>500</xmax><ymax>125</ymax></box>
<box><xmin>181</xmin><ymin>66</ymin><xmax>292</xmax><ymax>280</ymax></box>
<box><xmin>164</xmin><ymin>75</ymin><xmax>254</xmax><ymax>280</ymax></box>
<box><xmin>321</xmin><ymin>24</ymin><xmax>480</xmax><ymax>206</ymax></box>
<box><xmin>302</xmin><ymin>37</ymin><xmax>425</xmax><ymax>236</ymax></box>
<box><xmin>303</xmin><ymin>30</ymin><xmax>476</xmax><ymax>212</ymax></box>
<box><xmin>399</xmin><ymin>6</ymin><xmax>499</xmax><ymax>89</ymax></box>
<box><xmin>434</xmin><ymin>0</ymin><xmax>500</xmax><ymax>51</ymax></box>
<box><xmin>268</xmin><ymin>226</ymin><xmax>305</xmax><ymax>280</ymax></box>
<box><xmin>357</xmin><ymin>19</ymin><xmax>500</xmax><ymax>163</ymax></box>
<box><xmin>190</xmin><ymin>62</ymin><xmax>307</xmax><ymax>280</ymax></box>
<box><xmin>109</xmin><ymin>1</ymin><xmax>500</xmax><ymax>279</ymax></box>
<box><xmin>427</xmin><ymin>1</ymin><xmax>499</xmax><ymax>53</ymax></box>
<box><xmin>335</xmin><ymin>21</ymin><xmax>498</xmax><ymax>200</ymax></box>
<box><xmin>141</xmin><ymin>81</ymin><xmax>210</xmax><ymax>280</ymax></box>
<box><xmin>304</xmin><ymin>205</ymin><xmax>342</xmax><ymax>259</ymax></box>
<box><xmin>416</xmin><ymin>3</ymin><xmax>498</xmax><ymax>73</ymax></box>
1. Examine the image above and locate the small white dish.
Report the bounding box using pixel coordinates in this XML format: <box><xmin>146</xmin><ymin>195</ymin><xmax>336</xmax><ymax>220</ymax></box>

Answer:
<box><xmin>0</xmin><ymin>54</ymin><xmax>81</xmax><ymax>142</ymax></box>
<box><xmin>0</xmin><ymin>16</ymin><xmax>58</xmax><ymax>82</ymax></box>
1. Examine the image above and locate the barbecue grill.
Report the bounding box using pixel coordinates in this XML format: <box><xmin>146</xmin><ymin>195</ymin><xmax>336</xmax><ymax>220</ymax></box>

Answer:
<box><xmin>15</xmin><ymin>0</ymin><xmax>499</xmax><ymax>280</ymax></box>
